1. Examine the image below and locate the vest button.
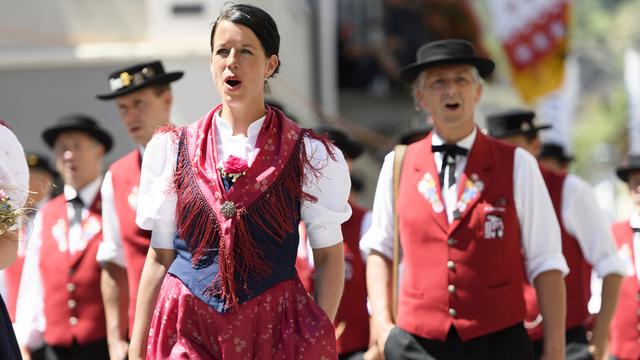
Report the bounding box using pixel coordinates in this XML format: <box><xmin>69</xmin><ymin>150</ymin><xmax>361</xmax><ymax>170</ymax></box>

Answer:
<box><xmin>68</xmin><ymin>299</ymin><xmax>77</xmax><ymax>309</ymax></box>
<box><xmin>69</xmin><ymin>316</ymin><xmax>78</xmax><ymax>326</ymax></box>
<box><xmin>448</xmin><ymin>308</ymin><xmax>457</xmax><ymax>317</ymax></box>
<box><xmin>66</xmin><ymin>283</ymin><xmax>75</xmax><ymax>292</ymax></box>
<box><xmin>448</xmin><ymin>285</ymin><xmax>456</xmax><ymax>293</ymax></box>
<box><xmin>447</xmin><ymin>261</ymin><xmax>455</xmax><ymax>270</ymax></box>
<box><xmin>447</xmin><ymin>238</ymin><xmax>457</xmax><ymax>246</ymax></box>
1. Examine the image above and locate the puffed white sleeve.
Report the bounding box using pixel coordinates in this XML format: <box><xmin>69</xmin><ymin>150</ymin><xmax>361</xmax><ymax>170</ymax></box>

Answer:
<box><xmin>0</xmin><ymin>125</ymin><xmax>29</xmax><ymax>212</ymax></box>
<box><xmin>135</xmin><ymin>132</ymin><xmax>178</xmax><ymax>249</ymax></box>
<box><xmin>300</xmin><ymin>137</ymin><xmax>352</xmax><ymax>249</ymax></box>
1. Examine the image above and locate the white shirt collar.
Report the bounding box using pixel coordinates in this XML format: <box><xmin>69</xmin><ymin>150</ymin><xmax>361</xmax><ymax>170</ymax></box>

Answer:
<box><xmin>431</xmin><ymin>126</ymin><xmax>477</xmax><ymax>150</ymax></box>
<box><xmin>215</xmin><ymin>110</ymin><xmax>266</xmax><ymax>146</ymax></box>
<box><xmin>63</xmin><ymin>176</ymin><xmax>103</xmax><ymax>207</ymax></box>
<box><xmin>631</xmin><ymin>211</ymin><xmax>640</xmax><ymax>229</ymax></box>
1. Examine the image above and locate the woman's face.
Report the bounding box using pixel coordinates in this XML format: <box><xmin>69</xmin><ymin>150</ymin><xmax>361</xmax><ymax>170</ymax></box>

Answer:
<box><xmin>210</xmin><ymin>20</ymin><xmax>278</xmax><ymax>106</ymax></box>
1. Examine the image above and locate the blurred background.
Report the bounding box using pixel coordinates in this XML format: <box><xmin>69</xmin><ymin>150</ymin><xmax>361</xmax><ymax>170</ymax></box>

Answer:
<box><xmin>0</xmin><ymin>0</ymin><xmax>637</xmax><ymax>217</ymax></box>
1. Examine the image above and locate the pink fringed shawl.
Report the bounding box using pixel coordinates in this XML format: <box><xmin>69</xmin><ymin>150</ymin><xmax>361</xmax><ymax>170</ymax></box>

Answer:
<box><xmin>165</xmin><ymin>104</ymin><xmax>334</xmax><ymax>308</ymax></box>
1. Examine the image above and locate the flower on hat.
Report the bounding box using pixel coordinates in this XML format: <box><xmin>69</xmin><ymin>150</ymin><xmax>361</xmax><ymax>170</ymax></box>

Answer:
<box><xmin>218</xmin><ymin>155</ymin><xmax>249</xmax><ymax>183</ymax></box>
<box><xmin>0</xmin><ymin>187</ymin><xmax>28</xmax><ymax>236</ymax></box>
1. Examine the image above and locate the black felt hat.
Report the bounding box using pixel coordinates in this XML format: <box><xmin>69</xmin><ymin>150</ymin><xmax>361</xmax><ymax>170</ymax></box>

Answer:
<box><xmin>96</xmin><ymin>60</ymin><xmax>183</xmax><ymax>100</ymax></box>
<box><xmin>42</xmin><ymin>114</ymin><xmax>113</xmax><ymax>152</ymax></box>
<box><xmin>399</xmin><ymin>39</ymin><xmax>495</xmax><ymax>84</ymax></box>
<box><xmin>315</xmin><ymin>126</ymin><xmax>364</xmax><ymax>160</ymax></box>
<box><xmin>486</xmin><ymin>109</ymin><xmax>551</xmax><ymax>138</ymax></box>
<box><xmin>539</xmin><ymin>142</ymin><xmax>574</xmax><ymax>162</ymax></box>
<box><xmin>616</xmin><ymin>154</ymin><xmax>640</xmax><ymax>182</ymax></box>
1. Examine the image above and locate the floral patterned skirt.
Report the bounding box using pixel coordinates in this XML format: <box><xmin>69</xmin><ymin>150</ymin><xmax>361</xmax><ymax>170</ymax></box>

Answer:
<box><xmin>146</xmin><ymin>274</ymin><xmax>337</xmax><ymax>359</ymax></box>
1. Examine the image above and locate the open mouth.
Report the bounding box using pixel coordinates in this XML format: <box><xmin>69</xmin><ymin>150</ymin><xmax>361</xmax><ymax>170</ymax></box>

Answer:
<box><xmin>225</xmin><ymin>76</ymin><xmax>242</xmax><ymax>89</ymax></box>
<box><xmin>445</xmin><ymin>102</ymin><xmax>460</xmax><ymax>110</ymax></box>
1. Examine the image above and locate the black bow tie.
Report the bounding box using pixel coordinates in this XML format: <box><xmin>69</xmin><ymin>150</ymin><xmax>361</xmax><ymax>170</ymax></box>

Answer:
<box><xmin>67</xmin><ymin>196</ymin><xmax>84</xmax><ymax>224</ymax></box>
<box><xmin>633</xmin><ymin>227</ymin><xmax>640</xmax><ymax>233</ymax></box>
<box><xmin>432</xmin><ymin>144</ymin><xmax>468</xmax><ymax>188</ymax></box>
<box><xmin>67</xmin><ymin>196</ymin><xmax>84</xmax><ymax>207</ymax></box>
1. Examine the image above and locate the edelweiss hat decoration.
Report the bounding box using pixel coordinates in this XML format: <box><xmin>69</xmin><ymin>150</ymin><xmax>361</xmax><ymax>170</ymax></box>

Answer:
<box><xmin>96</xmin><ymin>60</ymin><xmax>184</xmax><ymax>100</ymax></box>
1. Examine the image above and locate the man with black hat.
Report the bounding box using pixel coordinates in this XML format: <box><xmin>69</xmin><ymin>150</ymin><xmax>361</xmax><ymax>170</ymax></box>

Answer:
<box><xmin>361</xmin><ymin>39</ymin><xmax>568</xmax><ymax>359</ymax></box>
<box><xmin>486</xmin><ymin>109</ymin><xmax>625</xmax><ymax>360</ymax></box>
<box><xmin>539</xmin><ymin>142</ymin><xmax>574</xmax><ymax>173</ymax></box>
<box><xmin>15</xmin><ymin>114</ymin><xmax>112</xmax><ymax>359</ymax></box>
<box><xmin>609</xmin><ymin>155</ymin><xmax>640</xmax><ymax>360</ymax></box>
<box><xmin>94</xmin><ymin>60</ymin><xmax>182</xmax><ymax>359</ymax></box>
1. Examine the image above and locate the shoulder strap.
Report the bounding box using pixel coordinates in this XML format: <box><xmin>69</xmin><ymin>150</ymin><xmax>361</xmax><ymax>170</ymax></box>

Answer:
<box><xmin>391</xmin><ymin>144</ymin><xmax>407</xmax><ymax>322</ymax></box>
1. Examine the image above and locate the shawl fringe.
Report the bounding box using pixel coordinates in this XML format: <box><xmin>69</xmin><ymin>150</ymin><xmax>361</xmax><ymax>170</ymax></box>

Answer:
<box><xmin>171</xmin><ymin>128</ymin><xmax>335</xmax><ymax>309</ymax></box>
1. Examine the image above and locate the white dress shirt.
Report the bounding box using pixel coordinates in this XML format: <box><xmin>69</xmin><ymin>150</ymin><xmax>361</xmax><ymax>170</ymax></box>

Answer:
<box><xmin>14</xmin><ymin>177</ymin><xmax>103</xmax><ymax>348</ymax></box>
<box><xmin>136</xmin><ymin>112</ymin><xmax>352</xmax><ymax>250</ymax></box>
<box><xmin>560</xmin><ymin>174</ymin><xmax>625</xmax><ymax>277</ymax></box>
<box><xmin>360</xmin><ymin>129</ymin><xmax>569</xmax><ymax>283</ymax></box>
<box><xmin>96</xmin><ymin>145</ymin><xmax>145</xmax><ymax>267</ymax></box>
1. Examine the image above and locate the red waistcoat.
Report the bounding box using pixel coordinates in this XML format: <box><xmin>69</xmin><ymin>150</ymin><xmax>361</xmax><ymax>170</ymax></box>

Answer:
<box><xmin>524</xmin><ymin>168</ymin><xmax>591</xmax><ymax>340</ymax></box>
<box><xmin>3</xmin><ymin>250</ymin><xmax>25</xmax><ymax>322</ymax></box>
<box><xmin>295</xmin><ymin>204</ymin><xmax>370</xmax><ymax>354</ymax></box>
<box><xmin>335</xmin><ymin>203</ymin><xmax>370</xmax><ymax>355</ymax></box>
<box><xmin>39</xmin><ymin>193</ymin><xmax>106</xmax><ymax>347</ymax></box>
<box><xmin>396</xmin><ymin>132</ymin><xmax>525</xmax><ymax>341</ymax></box>
<box><xmin>610</xmin><ymin>221</ymin><xmax>640</xmax><ymax>360</ymax></box>
<box><xmin>108</xmin><ymin>150</ymin><xmax>151</xmax><ymax>336</ymax></box>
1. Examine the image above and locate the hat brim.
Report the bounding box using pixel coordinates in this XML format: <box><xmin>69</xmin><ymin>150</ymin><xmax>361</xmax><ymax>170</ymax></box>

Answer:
<box><xmin>96</xmin><ymin>72</ymin><xmax>183</xmax><ymax>100</ymax></box>
<box><xmin>399</xmin><ymin>57</ymin><xmax>495</xmax><ymax>84</ymax></box>
<box><xmin>538</xmin><ymin>150</ymin><xmax>574</xmax><ymax>162</ymax></box>
<box><xmin>616</xmin><ymin>167</ymin><xmax>640</xmax><ymax>182</ymax></box>
<box><xmin>490</xmin><ymin>124</ymin><xmax>552</xmax><ymax>139</ymax></box>
<box><xmin>43</xmin><ymin>126</ymin><xmax>113</xmax><ymax>153</ymax></box>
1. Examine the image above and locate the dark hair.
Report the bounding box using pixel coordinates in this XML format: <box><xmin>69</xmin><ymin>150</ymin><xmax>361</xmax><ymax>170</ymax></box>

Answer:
<box><xmin>210</xmin><ymin>3</ymin><xmax>281</xmax><ymax>76</ymax></box>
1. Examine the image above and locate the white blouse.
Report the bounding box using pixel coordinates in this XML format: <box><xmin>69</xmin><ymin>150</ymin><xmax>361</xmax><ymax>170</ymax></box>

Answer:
<box><xmin>136</xmin><ymin>112</ymin><xmax>352</xmax><ymax>249</ymax></box>
<box><xmin>0</xmin><ymin>125</ymin><xmax>28</xmax><ymax>212</ymax></box>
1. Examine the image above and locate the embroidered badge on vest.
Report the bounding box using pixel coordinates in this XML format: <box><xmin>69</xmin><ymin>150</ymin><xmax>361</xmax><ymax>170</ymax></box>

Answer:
<box><xmin>127</xmin><ymin>186</ymin><xmax>139</xmax><ymax>210</ymax></box>
<box><xmin>455</xmin><ymin>173</ymin><xmax>484</xmax><ymax>213</ymax></box>
<box><xmin>417</xmin><ymin>172</ymin><xmax>444</xmax><ymax>213</ymax></box>
<box><xmin>52</xmin><ymin>219</ymin><xmax>67</xmax><ymax>252</ymax></box>
<box><xmin>81</xmin><ymin>215</ymin><xmax>102</xmax><ymax>244</ymax></box>
<box><xmin>484</xmin><ymin>214</ymin><xmax>504</xmax><ymax>239</ymax></box>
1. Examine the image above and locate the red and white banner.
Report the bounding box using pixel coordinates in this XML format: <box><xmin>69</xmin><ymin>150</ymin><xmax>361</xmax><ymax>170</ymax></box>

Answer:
<box><xmin>488</xmin><ymin>0</ymin><xmax>570</xmax><ymax>103</ymax></box>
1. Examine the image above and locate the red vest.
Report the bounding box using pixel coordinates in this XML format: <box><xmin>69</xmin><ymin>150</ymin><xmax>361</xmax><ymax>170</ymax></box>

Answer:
<box><xmin>523</xmin><ymin>168</ymin><xmax>591</xmax><ymax>340</ymax></box>
<box><xmin>3</xmin><ymin>250</ymin><xmax>25</xmax><ymax>322</ymax></box>
<box><xmin>610</xmin><ymin>221</ymin><xmax>640</xmax><ymax>360</ymax></box>
<box><xmin>334</xmin><ymin>203</ymin><xmax>370</xmax><ymax>354</ymax></box>
<box><xmin>396</xmin><ymin>132</ymin><xmax>525</xmax><ymax>341</ymax></box>
<box><xmin>108</xmin><ymin>150</ymin><xmax>152</xmax><ymax>337</ymax></box>
<box><xmin>296</xmin><ymin>204</ymin><xmax>370</xmax><ymax>355</ymax></box>
<box><xmin>39</xmin><ymin>193</ymin><xmax>106</xmax><ymax>347</ymax></box>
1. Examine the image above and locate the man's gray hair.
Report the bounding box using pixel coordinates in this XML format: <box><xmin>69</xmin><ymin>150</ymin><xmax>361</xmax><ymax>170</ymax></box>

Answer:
<box><xmin>411</xmin><ymin>66</ymin><xmax>484</xmax><ymax>107</ymax></box>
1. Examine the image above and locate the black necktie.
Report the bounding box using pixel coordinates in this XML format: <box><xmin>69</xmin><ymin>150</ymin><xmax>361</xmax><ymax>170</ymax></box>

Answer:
<box><xmin>432</xmin><ymin>144</ymin><xmax>468</xmax><ymax>188</ymax></box>
<box><xmin>68</xmin><ymin>196</ymin><xmax>84</xmax><ymax>224</ymax></box>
